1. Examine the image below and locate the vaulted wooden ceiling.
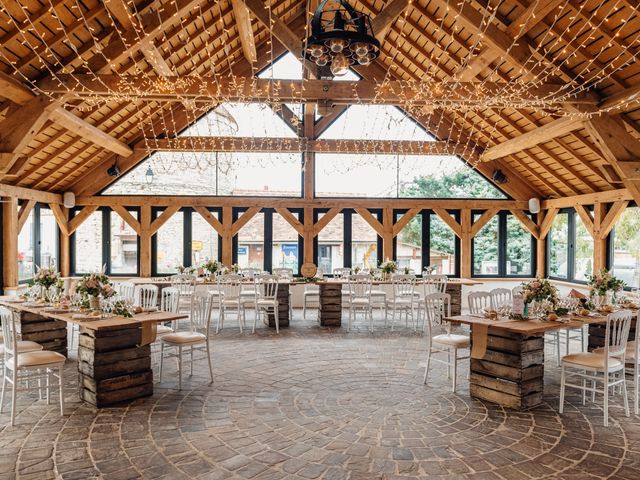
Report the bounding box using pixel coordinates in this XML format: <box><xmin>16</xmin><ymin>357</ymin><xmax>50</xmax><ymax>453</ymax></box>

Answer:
<box><xmin>0</xmin><ymin>0</ymin><xmax>639</xmax><ymax>201</ymax></box>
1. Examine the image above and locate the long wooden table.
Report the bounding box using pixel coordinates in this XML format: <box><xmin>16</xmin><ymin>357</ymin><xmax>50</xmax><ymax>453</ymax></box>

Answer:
<box><xmin>447</xmin><ymin>312</ymin><xmax>637</xmax><ymax>410</ymax></box>
<box><xmin>0</xmin><ymin>299</ymin><xmax>186</xmax><ymax>407</ymax></box>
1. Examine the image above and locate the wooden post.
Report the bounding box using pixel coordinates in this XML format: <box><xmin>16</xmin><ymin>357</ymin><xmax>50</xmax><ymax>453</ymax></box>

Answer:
<box><xmin>536</xmin><ymin>213</ymin><xmax>545</xmax><ymax>278</ymax></box>
<box><xmin>303</xmin><ymin>206</ymin><xmax>314</xmax><ymax>264</ymax></box>
<box><xmin>382</xmin><ymin>208</ymin><xmax>394</xmax><ymax>260</ymax></box>
<box><xmin>60</xmin><ymin>232</ymin><xmax>70</xmax><ymax>277</ymax></box>
<box><xmin>222</xmin><ymin>206</ymin><xmax>233</xmax><ymax>267</ymax></box>
<box><xmin>303</xmin><ymin>152</ymin><xmax>315</xmax><ymax>201</ymax></box>
<box><xmin>593</xmin><ymin>202</ymin><xmax>607</xmax><ymax>272</ymax></box>
<box><xmin>140</xmin><ymin>206</ymin><xmax>151</xmax><ymax>277</ymax></box>
<box><xmin>460</xmin><ymin>209</ymin><xmax>472</xmax><ymax>278</ymax></box>
<box><xmin>3</xmin><ymin>197</ymin><xmax>18</xmax><ymax>291</ymax></box>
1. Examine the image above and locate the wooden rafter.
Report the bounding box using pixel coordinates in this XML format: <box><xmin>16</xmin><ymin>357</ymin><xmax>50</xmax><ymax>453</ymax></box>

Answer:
<box><xmin>17</xmin><ymin>200</ymin><xmax>36</xmax><ymax>233</ymax></box>
<box><xmin>232</xmin><ymin>0</ymin><xmax>258</xmax><ymax>63</ymax></box>
<box><xmin>370</xmin><ymin>0</ymin><xmax>412</xmax><ymax>41</ymax></box>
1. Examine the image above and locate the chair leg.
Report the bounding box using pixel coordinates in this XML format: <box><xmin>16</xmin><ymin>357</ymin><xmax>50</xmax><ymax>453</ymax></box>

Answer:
<box><xmin>275</xmin><ymin>307</ymin><xmax>279</xmax><ymax>334</ymax></box>
<box><xmin>58</xmin><ymin>366</ymin><xmax>65</xmax><ymax>416</ymax></box>
<box><xmin>178</xmin><ymin>346</ymin><xmax>183</xmax><ymax>390</ymax></box>
<box><xmin>635</xmin><ymin>365</ymin><xmax>639</xmax><ymax>415</ymax></box>
<box><xmin>582</xmin><ymin>377</ymin><xmax>586</xmax><ymax>405</ymax></box>
<box><xmin>216</xmin><ymin>309</ymin><xmax>223</xmax><ymax>333</ymax></box>
<box><xmin>190</xmin><ymin>346</ymin><xmax>194</xmax><ymax>377</ymax></box>
<box><xmin>452</xmin><ymin>348</ymin><xmax>458</xmax><ymax>392</ymax></box>
<box><xmin>206</xmin><ymin>340</ymin><xmax>214</xmax><ymax>385</ymax></box>
<box><xmin>423</xmin><ymin>348</ymin><xmax>431</xmax><ymax>385</ymax></box>
<box><xmin>447</xmin><ymin>350</ymin><xmax>451</xmax><ymax>379</ymax></box>
<box><xmin>303</xmin><ymin>302</ymin><xmax>307</xmax><ymax>320</ymax></box>
<box><xmin>11</xmin><ymin>369</ymin><xmax>17</xmax><ymax>426</ymax></box>
<box><xmin>252</xmin><ymin>305</ymin><xmax>258</xmax><ymax>334</ymax></box>
<box><xmin>622</xmin><ymin>372</ymin><xmax>630</xmax><ymax>417</ymax></box>
<box><xmin>556</xmin><ymin>332</ymin><xmax>561</xmax><ymax>366</ymax></box>
<box><xmin>159</xmin><ymin>343</ymin><xmax>165</xmax><ymax>383</ymax></box>
<box><xmin>604</xmin><ymin>374</ymin><xmax>609</xmax><ymax>427</ymax></box>
<box><xmin>0</xmin><ymin>364</ymin><xmax>6</xmax><ymax>413</ymax></box>
<box><xmin>559</xmin><ymin>365</ymin><xmax>566</xmax><ymax>414</ymax></box>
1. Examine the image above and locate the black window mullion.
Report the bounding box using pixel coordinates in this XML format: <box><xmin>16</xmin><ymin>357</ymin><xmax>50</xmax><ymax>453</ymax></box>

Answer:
<box><xmin>453</xmin><ymin>211</ymin><xmax>461</xmax><ymax>278</ymax></box>
<box><xmin>231</xmin><ymin>208</ymin><xmax>239</xmax><ymax>266</ymax></box>
<box><xmin>568</xmin><ymin>210</ymin><xmax>576</xmax><ymax>281</ymax></box>
<box><xmin>422</xmin><ymin>210</ymin><xmax>429</xmax><ymax>272</ymax></box>
<box><xmin>102</xmin><ymin>208</ymin><xmax>110</xmax><ymax>274</ymax></box>
<box><xmin>33</xmin><ymin>205</ymin><xmax>41</xmax><ymax>274</ymax></box>
<box><xmin>184</xmin><ymin>208</ymin><xmax>192</xmax><ymax>267</ymax></box>
<box><xmin>343</xmin><ymin>210</ymin><xmax>352</xmax><ymax>268</ymax></box>
<box><xmin>498</xmin><ymin>211</ymin><xmax>507</xmax><ymax>277</ymax></box>
<box><xmin>264</xmin><ymin>209</ymin><xmax>273</xmax><ymax>272</ymax></box>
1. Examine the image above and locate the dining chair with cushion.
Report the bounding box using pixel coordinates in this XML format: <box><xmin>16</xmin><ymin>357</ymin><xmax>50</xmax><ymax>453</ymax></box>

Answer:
<box><xmin>159</xmin><ymin>290</ymin><xmax>214</xmax><ymax>390</ymax></box>
<box><xmin>216</xmin><ymin>274</ymin><xmax>245</xmax><ymax>333</ymax></box>
<box><xmin>386</xmin><ymin>274</ymin><xmax>416</xmax><ymax>331</ymax></box>
<box><xmin>560</xmin><ymin>309</ymin><xmax>632</xmax><ymax>426</ymax></box>
<box><xmin>171</xmin><ymin>274</ymin><xmax>196</xmax><ymax>313</ymax></box>
<box><xmin>346</xmin><ymin>274</ymin><xmax>373</xmax><ymax>332</ymax></box>
<box><xmin>158</xmin><ymin>287</ymin><xmax>181</xmax><ymax>334</ymax></box>
<box><xmin>422</xmin><ymin>293</ymin><xmax>470</xmax><ymax>392</ymax></box>
<box><xmin>415</xmin><ymin>275</ymin><xmax>448</xmax><ymax>329</ymax></box>
<box><xmin>467</xmin><ymin>291</ymin><xmax>493</xmax><ymax>314</ymax></box>
<box><xmin>0</xmin><ymin>307</ymin><xmax>66</xmax><ymax>426</ymax></box>
<box><xmin>135</xmin><ymin>284</ymin><xmax>158</xmax><ymax>309</ymax></box>
<box><xmin>489</xmin><ymin>288</ymin><xmax>512</xmax><ymax>309</ymax></box>
<box><xmin>253</xmin><ymin>275</ymin><xmax>280</xmax><ymax>334</ymax></box>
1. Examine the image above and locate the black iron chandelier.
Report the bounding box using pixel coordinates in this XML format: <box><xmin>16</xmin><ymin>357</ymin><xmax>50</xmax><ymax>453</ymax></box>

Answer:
<box><xmin>303</xmin><ymin>0</ymin><xmax>380</xmax><ymax>77</ymax></box>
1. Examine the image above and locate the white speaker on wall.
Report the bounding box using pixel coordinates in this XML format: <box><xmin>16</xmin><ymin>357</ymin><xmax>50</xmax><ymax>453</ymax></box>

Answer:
<box><xmin>528</xmin><ymin>197</ymin><xmax>541</xmax><ymax>214</ymax></box>
<box><xmin>63</xmin><ymin>191</ymin><xmax>75</xmax><ymax>209</ymax></box>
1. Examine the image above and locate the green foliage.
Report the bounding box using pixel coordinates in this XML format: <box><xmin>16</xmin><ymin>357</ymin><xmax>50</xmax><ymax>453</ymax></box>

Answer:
<box><xmin>400</xmin><ymin>170</ymin><xmax>504</xmax><ymax>200</ymax></box>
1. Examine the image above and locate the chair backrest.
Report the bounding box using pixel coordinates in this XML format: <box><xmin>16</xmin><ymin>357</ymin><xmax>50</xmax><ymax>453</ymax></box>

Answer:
<box><xmin>391</xmin><ymin>273</ymin><xmax>416</xmax><ymax>297</ymax></box>
<box><xmin>604</xmin><ymin>309</ymin><xmax>632</xmax><ymax>359</ymax></box>
<box><xmin>240</xmin><ymin>268</ymin><xmax>260</xmax><ymax>279</ymax></box>
<box><xmin>490</xmin><ymin>288</ymin><xmax>512</xmax><ymax>308</ymax></box>
<box><xmin>333</xmin><ymin>267</ymin><xmax>351</xmax><ymax>278</ymax></box>
<box><xmin>255</xmin><ymin>274</ymin><xmax>279</xmax><ymax>300</ymax></box>
<box><xmin>118</xmin><ymin>281</ymin><xmax>135</xmax><ymax>303</ymax></box>
<box><xmin>136</xmin><ymin>284</ymin><xmax>158</xmax><ymax>309</ymax></box>
<box><xmin>272</xmin><ymin>268</ymin><xmax>293</xmax><ymax>281</ymax></box>
<box><xmin>424</xmin><ymin>292</ymin><xmax>451</xmax><ymax>329</ymax></box>
<box><xmin>171</xmin><ymin>274</ymin><xmax>196</xmax><ymax>295</ymax></box>
<box><xmin>190</xmin><ymin>290</ymin><xmax>214</xmax><ymax>335</ymax></box>
<box><xmin>160</xmin><ymin>287</ymin><xmax>181</xmax><ymax>313</ymax></box>
<box><xmin>0</xmin><ymin>307</ymin><xmax>18</xmax><ymax>358</ymax></box>
<box><xmin>217</xmin><ymin>274</ymin><xmax>242</xmax><ymax>299</ymax></box>
<box><xmin>468</xmin><ymin>291</ymin><xmax>492</xmax><ymax>314</ymax></box>
<box><xmin>347</xmin><ymin>274</ymin><xmax>372</xmax><ymax>299</ymax></box>
<box><xmin>421</xmin><ymin>274</ymin><xmax>448</xmax><ymax>296</ymax></box>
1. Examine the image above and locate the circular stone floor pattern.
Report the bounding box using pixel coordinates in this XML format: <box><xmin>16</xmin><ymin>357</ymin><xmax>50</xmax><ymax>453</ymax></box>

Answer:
<box><xmin>1</xmin><ymin>320</ymin><xmax>640</xmax><ymax>480</ymax></box>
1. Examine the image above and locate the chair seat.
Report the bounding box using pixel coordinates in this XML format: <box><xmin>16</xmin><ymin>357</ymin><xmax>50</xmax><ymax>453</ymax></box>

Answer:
<box><xmin>157</xmin><ymin>325</ymin><xmax>174</xmax><ymax>336</ymax></box>
<box><xmin>6</xmin><ymin>350</ymin><xmax>66</xmax><ymax>369</ymax></box>
<box><xmin>303</xmin><ymin>292</ymin><xmax>319</xmax><ymax>298</ymax></box>
<box><xmin>562</xmin><ymin>352</ymin><xmax>622</xmax><ymax>370</ymax></box>
<box><xmin>221</xmin><ymin>298</ymin><xmax>241</xmax><ymax>306</ymax></box>
<box><xmin>350</xmin><ymin>298</ymin><xmax>370</xmax><ymax>305</ymax></box>
<box><xmin>257</xmin><ymin>299</ymin><xmax>278</xmax><ymax>307</ymax></box>
<box><xmin>161</xmin><ymin>331</ymin><xmax>206</xmax><ymax>345</ymax></box>
<box><xmin>433</xmin><ymin>334</ymin><xmax>470</xmax><ymax>348</ymax></box>
<box><xmin>0</xmin><ymin>340</ymin><xmax>43</xmax><ymax>356</ymax></box>
<box><xmin>371</xmin><ymin>290</ymin><xmax>386</xmax><ymax>297</ymax></box>
<box><xmin>594</xmin><ymin>342</ymin><xmax>638</xmax><ymax>363</ymax></box>
<box><xmin>387</xmin><ymin>298</ymin><xmax>413</xmax><ymax>305</ymax></box>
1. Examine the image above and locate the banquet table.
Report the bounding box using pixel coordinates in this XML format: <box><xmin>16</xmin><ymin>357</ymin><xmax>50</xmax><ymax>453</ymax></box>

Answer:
<box><xmin>0</xmin><ymin>299</ymin><xmax>187</xmax><ymax>408</ymax></box>
<box><xmin>446</xmin><ymin>312</ymin><xmax>637</xmax><ymax>410</ymax></box>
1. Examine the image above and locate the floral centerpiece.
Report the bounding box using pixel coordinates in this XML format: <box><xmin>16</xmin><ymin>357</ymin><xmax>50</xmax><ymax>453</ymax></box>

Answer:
<box><xmin>202</xmin><ymin>259</ymin><xmax>221</xmax><ymax>276</ymax></box>
<box><xmin>379</xmin><ymin>259</ymin><xmax>397</xmax><ymax>280</ymax></box>
<box><xmin>76</xmin><ymin>272</ymin><xmax>116</xmax><ymax>310</ymax></box>
<box><xmin>520</xmin><ymin>278</ymin><xmax>559</xmax><ymax>305</ymax></box>
<box><xmin>176</xmin><ymin>264</ymin><xmax>195</xmax><ymax>274</ymax></box>
<box><xmin>33</xmin><ymin>267</ymin><xmax>60</xmax><ymax>300</ymax></box>
<box><xmin>111</xmin><ymin>299</ymin><xmax>133</xmax><ymax>318</ymax></box>
<box><xmin>587</xmin><ymin>268</ymin><xmax>625</xmax><ymax>303</ymax></box>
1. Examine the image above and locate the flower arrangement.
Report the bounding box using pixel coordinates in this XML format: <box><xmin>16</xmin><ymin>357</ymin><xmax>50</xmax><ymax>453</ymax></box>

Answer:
<box><xmin>587</xmin><ymin>268</ymin><xmax>625</xmax><ymax>296</ymax></box>
<box><xmin>76</xmin><ymin>272</ymin><xmax>116</xmax><ymax>299</ymax></box>
<box><xmin>176</xmin><ymin>264</ymin><xmax>195</xmax><ymax>274</ymax></box>
<box><xmin>520</xmin><ymin>278</ymin><xmax>559</xmax><ymax>306</ymax></box>
<box><xmin>202</xmin><ymin>259</ymin><xmax>221</xmax><ymax>274</ymax></box>
<box><xmin>379</xmin><ymin>259</ymin><xmax>397</xmax><ymax>274</ymax></box>
<box><xmin>33</xmin><ymin>266</ymin><xmax>60</xmax><ymax>289</ymax></box>
<box><xmin>111</xmin><ymin>299</ymin><xmax>133</xmax><ymax>318</ymax></box>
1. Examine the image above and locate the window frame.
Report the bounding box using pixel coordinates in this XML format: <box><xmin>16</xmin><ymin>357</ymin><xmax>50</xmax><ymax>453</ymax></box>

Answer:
<box><xmin>547</xmin><ymin>208</ymin><xmax>590</xmax><ymax>284</ymax></box>
<box><xmin>607</xmin><ymin>202</ymin><xmax>637</xmax><ymax>290</ymax></box>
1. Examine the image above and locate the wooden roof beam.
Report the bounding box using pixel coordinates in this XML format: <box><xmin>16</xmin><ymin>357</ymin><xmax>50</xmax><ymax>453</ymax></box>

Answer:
<box><xmin>480</xmin><ymin>117</ymin><xmax>586</xmax><ymax>162</ymax></box>
<box><xmin>371</xmin><ymin>0</ymin><xmax>412</xmax><ymax>41</ymax></box>
<box><xmin>455</xmin><ymin>0</ymin><xmax>565</xmax><ymax>81</ymax></box>
<box><xmin>232</xmin><ymin>0</ymin><xmax>257</xmax><ymax>63</ymax></box>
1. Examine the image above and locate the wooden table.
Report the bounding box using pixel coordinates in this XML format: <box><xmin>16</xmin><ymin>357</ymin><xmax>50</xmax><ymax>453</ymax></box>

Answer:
<box><xmin>447</xmin><ymin>313</ymin><xmax>611</xmax><ymax>410</ymax></box>
<box><xmin>317</xmin><ymin>278</ymin><xmax>481</xmax><ymax>327</ymax></box>
<box><xmin>0</xmin><ymin>300</ymin><xmax>186</xmax><ymax>408</ymax></box>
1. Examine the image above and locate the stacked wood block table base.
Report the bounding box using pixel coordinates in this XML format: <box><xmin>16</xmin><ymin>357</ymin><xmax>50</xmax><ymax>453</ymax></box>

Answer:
<box><xmin>319</xmin><ymin>283</ymin><xmax>342</xmax><ymax>326</ymax></box>
<box><xmin>14</xmin><ymin>311</ymin><xmax>68</xmax><ymax>356</ymax></box>
<box><xmin>78</xmin><ymin>325</ymin><xmax>153</xmax><ymax>407</ymax></box>
<box><xmin>470</xmin><ymin>328</ymin><xmax>545</xmax><ymax>410</ymax></box>
<box><xmin>266</xmin><ymin>284</ymin><xmax>290</xmax><ymax>328</ymax></box>
<box><xmin>445</xmin><ymin>283</ymin><xmax>462</xmax><ymax>316</ymax></box>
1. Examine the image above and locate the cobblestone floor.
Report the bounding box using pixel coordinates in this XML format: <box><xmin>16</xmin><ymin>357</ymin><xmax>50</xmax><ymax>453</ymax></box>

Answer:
<box><xmin>1</xmin><ymin>311</ymin><xmax>639</xmax><ymax>480</ymax></box>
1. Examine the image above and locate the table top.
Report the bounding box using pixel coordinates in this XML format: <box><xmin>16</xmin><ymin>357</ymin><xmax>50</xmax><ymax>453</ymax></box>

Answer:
<box><xmin>129</xmin><ymin>277</ymin><xmax>480</xmax><ymax>287</ymax></box>
<box><xmin>0</xmin><ymin>299</ymin><xmax>187</xmax><ymax>331</ymax></box>
<box><xmin>447</xmin><ymin>313</ymin><xmax>609</xmax><ymax>335</ymax></box>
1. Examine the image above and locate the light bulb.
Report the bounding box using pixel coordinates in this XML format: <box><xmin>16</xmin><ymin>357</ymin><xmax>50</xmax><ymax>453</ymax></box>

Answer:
<box><xmin>330</xmin><ymin>52</ymin><xmax>351</xmax><ymax>76</ymax></box>
<box><xmin>328</xmin><ymin>38</ymin><xmax>348</xmax><ymax>53</ymax></box>
<box><xmin>307</xmin><ymin>44</ymin><xmax>326</xmax><ymax>58</ymax></box>
<box><xmin>350</xmin><ymin>42</ymin><xmax>369</xmax><ymax>57</ymax></box>
<box><xmin>357</xmin><ymin>53</ymin><xmax>374</xmax><ymax>66</ymax></box>
<box><xmin>315</xmin><ymin>54</ymin><xmax>329</xmax><ymax>67</ymax></box>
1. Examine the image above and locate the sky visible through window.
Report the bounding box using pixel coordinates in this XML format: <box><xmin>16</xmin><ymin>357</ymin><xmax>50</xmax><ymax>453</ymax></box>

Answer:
<box><xmin>104</xmin><ymin>53</ymin><xmax>504</xmax><ymax>198</ymax></box>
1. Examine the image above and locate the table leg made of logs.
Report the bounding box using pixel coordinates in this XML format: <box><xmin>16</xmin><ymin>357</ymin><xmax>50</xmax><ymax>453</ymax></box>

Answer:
<box><xmin>14</xmin><ymin>310</ymin><xmax>68</xmax><ymax>357</ymax></box>
<box><xmin>319</xmin><ymin>283</ymin><xmax>342</xmax><ymax>326</ymax></box>
<box><xmin>78</xmin><ymin>324</ymin><xmax>153</xmax><ymax>408</ymax></box>
<box><xmin>266</xmin><ymin>284</ymin><xmax>290</xmax><ymax>328</ymax></box>
<box><xmin>469</xmin><ymin>327</ymin><xmax>545</xmax><ymax>410</ymax></box>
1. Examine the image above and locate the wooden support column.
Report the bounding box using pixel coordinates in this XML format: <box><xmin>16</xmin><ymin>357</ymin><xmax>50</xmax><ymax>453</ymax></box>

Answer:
<box><xmin>382</xmin><ymin>208</ymin><xmax>394</xmax><ymax>261</ymax></box>
<box><xmin>140</xmin><ymin>206</ymin><xmax>151</xmax><ymax>277</ymax></box>
<box><xmin>221</xmin><ymin>206</ymin><xmax>234</xmax><ymax>267</ymax></box>
<box><xmin>2</xmin><ymin>197</ymin><xmax>18</xmax><ymax>291</ymax></box>
<box><xmin>303</xmin><ymin>207</ymin><xmax>314</xmax><ymax>265</ymax></box>
<box><xmin>303</xmin><ymin>152</ymin><xmax>315</xmax><ymax>200</ymax></box>
<box><xmin>593</xmin><ymin>203</ymin><xmax>607</xmax><ymax>272</ymax></box>
<box><xmin>60</xmin><ymin>232</ymin><xmax>70</xmax><ymax>277</ymax></box>
<box><xmin>460</xmin><ymin>210</ymin><xmax>472</xmax><ymax>279</ymax></box>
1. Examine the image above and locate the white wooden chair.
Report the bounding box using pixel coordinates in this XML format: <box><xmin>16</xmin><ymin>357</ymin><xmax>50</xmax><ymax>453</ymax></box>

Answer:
<box><xmin>415</xmin><ymin>275</ymin><xmax>448</xmax><ymax>328</ymax></box>
<box><xmin>489</xmin><ymin>288</ymin><xmax>511</xmax><ymax>308</ymax></box>
<box><xmin>159</xmin><ymin>290</ymin><xmax>214</xmax><ymax>390</ymax></box>
<box><xmin>216</xmin><ymin>274</ymin><xmax>245</xmax><ymax>333</ymax></box>
<box><xmin>560</xmin><ymin>310</ymin><xmax>632</xmax><ymax>426</ymax></box>
<box><xmin>0</xmin><ymin>308</ymin><xmax>43</xmax><ymax>375</ymax></box>
<box><xmin>253</xmin><ymin>275</ymin><xmax>280</xmax><ymax>333</ymax></box>
<box><xmin>0</xmin><ymin>307</ymin><xmax>66</xmax><ymax>426</ymax></box>
<box><xmin>422</xmin><ymin>293</ymin><xmax>470</xmax><ymax>392</ymax></box>
<box><xmin>118</xmin><ymin>281</ymin><xmax>135</xmax><ymax>304</ymax></box>
<box><xmin>467</xmin><ymin>291</ymin><xmax>492</xmax><ymax>314</ymax></box>
<box><xmin>171</xmin><ymin>274</ymin><xmax>196</xmax><ymax>313</ymax></box>
<box><xmin>346</xmin><ymin>274</ymin><xmax>373</xmax><ymax>332</ymax></box>
<box><xmin>385</xmin><ymin>274</ymin><xmax>416</xmax><ymax>330</ymax></box>
<box><xmin>303</xmin><ymin>269</ymin><xmax>323</xmax><ymax>321</ymax></box>
<box><xmin>135</xmin><ymin>284</ymin><xmax>158</xmax><ymax>309</ymax></box>
<box><xmin>158</xmin><ymin>287</ymin><xmax>181</xmax><ymax>335</ymax></box>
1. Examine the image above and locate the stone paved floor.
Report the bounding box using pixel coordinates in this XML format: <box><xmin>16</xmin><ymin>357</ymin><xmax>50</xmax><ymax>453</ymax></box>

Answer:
<box><xmin>1</xmin><ymin>310</ymin><xmax>640</xmax><ymax>480</ymax></box>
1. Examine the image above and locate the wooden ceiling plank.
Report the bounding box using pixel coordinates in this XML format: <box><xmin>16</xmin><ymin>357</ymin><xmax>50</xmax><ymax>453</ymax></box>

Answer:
<box><xmin>232</xmin><ymin>0</ymin><xmax>258</xmax><ymax>63</ymax></box>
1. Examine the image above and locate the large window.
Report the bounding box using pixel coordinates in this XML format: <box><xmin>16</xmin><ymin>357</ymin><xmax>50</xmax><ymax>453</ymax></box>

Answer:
<box><xmin>549</xmin><ymin>213</ymin><xmax>569</xmax><ymax>279</ymax></box>
<box><xmin>611</xmin><ymin>206</ymin><xmax>640</xmax><ymax>289</ymax></box>
<box><xmin>110</xmin><ymin>210</ymin><xmax>138</xmax><ymax>275</ymax></box>
<box><xmin>272</xmin><ymin>212</ymin><xmax>300</xmax><ymax>274</ymax></box>
<box><xmin>317</xmin><ymin>212</ymin><xmax>344</xmax><ymax>274</ymax></box>
<box><xmin>574</xmin><ymin>215</ymin><xmax>594</xmax><ymax>282</ymax></box>
<box><xmin>396</xmin><ymin>213</ymin><xmax>421</xmax><ymax>272</ymax></box>
<box><xmin>39</xmin><ymin>207</ymin><xmax>58</xmax><ymax>271</ymax></box>
<box><xmin>548</xmin><ymin>209</ymin><xmax>593</xmax><ymax>283</ymax></box>
<box><xmin>73</xmin><ymin>210</ymin><xmax>104</xmax><ymax>274</ymax></box>
<box><xmin>430</xmin><ymin>214</ymin><xmax>456</xmax><ymax>275</ymax></box>
<box><xmin>154</xmin><ymin>210</ymin><xmax>184</xmax><ymax>274</ymax></box>
<box><xmin>352</xmin><ymin>213</ymin><xmax>379</xmax><ymax>269</ymax></box>
<box><xmin>17</xmin><ymin>208</ymin><xmax>34</xmax><ymax>282</ymax></box>
<box><xmin>236</xmin><ymin>211</ymin><xmax>265</xmax><ymax>269</ymax></box>
<box><xmin>192</xmin><ymin>210</ymin><xmax>220</xmax><ymax>266</ymax></box>
<box><xmin>472</xmin><ymin>212</ymin><xmax>534</xmax><ymax>278</ymax></box>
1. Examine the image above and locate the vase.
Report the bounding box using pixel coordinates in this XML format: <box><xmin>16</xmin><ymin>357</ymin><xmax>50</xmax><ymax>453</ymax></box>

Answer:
<box><xmin>89</xmin><ymin>295</ymin><xmax>100</xmax><ymax>311</ymax></box>
<box><xmin>523</xmin><ymin>303</ymin><xmax>529</xmax><ymax>319</ymax></box>
<box><xmin>40</xmin><ymin>286</ymin><xmax>47</xmax><ymax>302</ymax></box>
